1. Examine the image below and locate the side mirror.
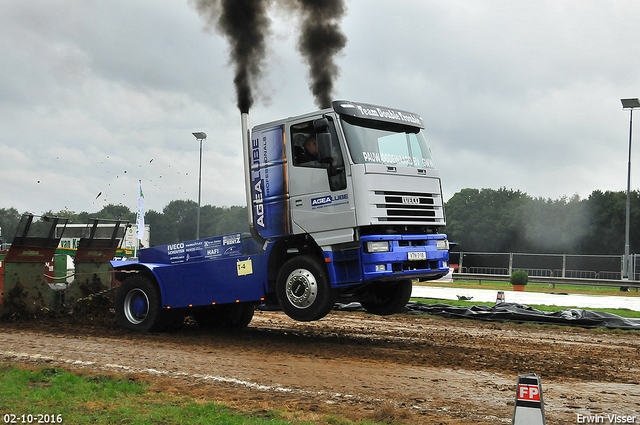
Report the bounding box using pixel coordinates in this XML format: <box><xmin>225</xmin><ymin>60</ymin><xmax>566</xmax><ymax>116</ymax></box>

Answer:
<box><xmin>314</xmin><ymin>118</ymin><xmax>329</xmax><ymax>132</ymax></box>
<box><xmin>317</xmin><ymin>132</ymin><xmax>332</xmax><ymax>161</ymax></box>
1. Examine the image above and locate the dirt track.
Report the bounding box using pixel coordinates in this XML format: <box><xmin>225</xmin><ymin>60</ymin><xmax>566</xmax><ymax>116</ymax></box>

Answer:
<box><xmin>1</xmin><ymin>308</ymin><xmax>639</xmax><ymax>424</ymax></box>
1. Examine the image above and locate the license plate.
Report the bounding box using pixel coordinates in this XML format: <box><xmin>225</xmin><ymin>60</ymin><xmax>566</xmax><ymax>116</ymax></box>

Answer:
<box><xmin>407</xmin><ymin>251</ymin><xmax>426</xmax><ymax>261</ymax></box>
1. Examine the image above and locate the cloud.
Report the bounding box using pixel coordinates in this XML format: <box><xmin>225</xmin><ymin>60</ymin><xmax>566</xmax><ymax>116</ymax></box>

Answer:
<box><xmin>2</xmin><ymin>0</ymin><xmax>640</xmax><ymax>217</ymax></box>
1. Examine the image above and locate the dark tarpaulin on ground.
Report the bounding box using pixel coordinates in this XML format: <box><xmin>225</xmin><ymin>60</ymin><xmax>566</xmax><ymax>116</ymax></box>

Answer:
<box><xmin>335</xmin><ymin>302</ymin><xmax>640</xmax><ymax>330</ymax></box>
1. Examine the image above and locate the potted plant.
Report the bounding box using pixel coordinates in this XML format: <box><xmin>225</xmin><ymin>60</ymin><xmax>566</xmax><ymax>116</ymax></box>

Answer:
<box><xmin>510</xmin><ymin>270</ymin><xmax>528</xmax><ymax>291</ymax></box>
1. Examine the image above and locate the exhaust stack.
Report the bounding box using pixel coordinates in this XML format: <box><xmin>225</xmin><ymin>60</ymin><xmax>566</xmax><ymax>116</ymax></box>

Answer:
<box><xmin>241</xmin><ymin>112</ymin><xmax>265</xmax><ymax>245</ymax></box>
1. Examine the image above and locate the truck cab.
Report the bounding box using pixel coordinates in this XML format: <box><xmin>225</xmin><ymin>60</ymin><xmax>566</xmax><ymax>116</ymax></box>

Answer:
<box><xmin>248</xmin><ymin>100</ymin><xmax>449</xmax><ymax>321</ymax></box>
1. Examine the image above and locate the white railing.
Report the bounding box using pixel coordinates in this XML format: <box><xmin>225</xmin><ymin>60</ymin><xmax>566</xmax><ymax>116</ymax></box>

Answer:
<box><xmin>452</xmin><ymin>272</ymin><xmax>640</xmax><ymax>289</ymax></box>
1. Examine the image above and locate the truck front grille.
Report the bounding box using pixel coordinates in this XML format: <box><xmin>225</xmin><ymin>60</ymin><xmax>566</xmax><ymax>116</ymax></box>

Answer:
<box><xmin>374</xmin><ymin>190</ymin><xmax>443</xmax><ymax>223</ymax></box>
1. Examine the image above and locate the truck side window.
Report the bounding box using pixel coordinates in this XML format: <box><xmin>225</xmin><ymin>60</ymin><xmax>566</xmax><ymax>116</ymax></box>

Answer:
<box><xmin>292</xmin><ymin>132</ymin><xmax>322</xmax><ymax>167</ymax></box>
<box><xmin>290</xmin><ymin>120</ymin><xmax>347</xmax><ymax>191</ymax></box>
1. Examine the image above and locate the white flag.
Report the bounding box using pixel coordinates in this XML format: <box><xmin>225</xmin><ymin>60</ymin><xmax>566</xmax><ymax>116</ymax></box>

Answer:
<box><xmin>136</xmin><ymin>180</ymin><xmax>145</xmax><ymax>241</ymax></box>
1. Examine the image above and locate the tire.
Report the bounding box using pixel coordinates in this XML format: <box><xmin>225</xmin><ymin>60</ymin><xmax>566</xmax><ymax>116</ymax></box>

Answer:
<box><xmin>360</xmin><ymin>279</ymin><xmax>412</xmax><ymax>316</ymax></box>
<box><xmin>114</xmin><ymin>275</ymin><xmax>163</xmax><ymax>332</ymax></box>
<box><xmin>276</xmin><ymin>255</ymin><xmax>336</xmax><ymax>322</ymax></box>
<box><xmin>194</xmin><ymin>304</ymin><xmax>255</xmax><ymax>329</ymax></box>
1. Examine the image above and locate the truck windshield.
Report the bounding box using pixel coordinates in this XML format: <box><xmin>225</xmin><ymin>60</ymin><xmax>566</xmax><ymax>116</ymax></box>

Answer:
<box><xmin>340</xmin><ymin>116</ymin><xmax>435</xmax><ymax>169</ymax></box>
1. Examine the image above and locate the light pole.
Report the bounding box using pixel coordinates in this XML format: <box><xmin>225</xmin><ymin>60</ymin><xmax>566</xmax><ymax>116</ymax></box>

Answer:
<box><xmin>621</xmin><ymin>98</ymin><xmax>640</xmax><ymax>280</ymax></box>
<box><xmin>192</xmin><ymin>132</ymin><xmax>207</xmax><ymax>240</ymax></box>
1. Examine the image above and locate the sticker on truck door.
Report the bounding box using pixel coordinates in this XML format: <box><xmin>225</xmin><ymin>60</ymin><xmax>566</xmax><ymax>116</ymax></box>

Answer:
<box><xmin>237</xmin><ymin>258</ymin><xmax>253</xmax><ymax>276</ymax></box>
<box><xmin>310</xmin><ymin>194</ymin><xmax>349</xmax><ymax>210</ymax></box>
<box><xmin>250</xmin><ymin>127</ymin><xmax>290</xmax><ymax>238</ymax></box>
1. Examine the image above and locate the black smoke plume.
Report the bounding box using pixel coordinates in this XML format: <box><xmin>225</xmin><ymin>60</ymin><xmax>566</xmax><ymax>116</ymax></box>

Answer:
<box><xmin>289</xmin><ymin>0</ymin><xmax>347</xmax><ymax>109</ymax></box>
<box><xmin>194</xmin><ymin>0</ymin><xmax>271</xmax><ymax>113</ymax></box>
<box><xmin>194</xmin><ymin>0</ymin><xmax>347</xmax><ymax>111</ymax></box>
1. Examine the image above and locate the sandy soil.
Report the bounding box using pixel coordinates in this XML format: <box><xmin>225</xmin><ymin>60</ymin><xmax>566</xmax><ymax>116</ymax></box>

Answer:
<box><xmin>1</xmin><ymin>307</ymin><xmax>639</xmax><ymax>424</ymax></box>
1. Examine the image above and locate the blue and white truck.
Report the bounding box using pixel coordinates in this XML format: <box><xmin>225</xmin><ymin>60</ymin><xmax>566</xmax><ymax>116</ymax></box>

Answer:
<box><xmin>112</xmin><ymin>100</ymin><xmax>450</xmax><ymax>331</ymax></box>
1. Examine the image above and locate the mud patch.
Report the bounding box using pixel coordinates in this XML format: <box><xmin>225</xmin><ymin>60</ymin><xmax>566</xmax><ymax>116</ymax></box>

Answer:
<box><xmin>0</xmin><ymin>309</ymin><xmax>638</xmax><ymax>424</ymax></box>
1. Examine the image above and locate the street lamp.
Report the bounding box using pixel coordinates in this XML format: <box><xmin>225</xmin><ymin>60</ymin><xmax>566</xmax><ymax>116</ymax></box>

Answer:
<box><xmin>621</xmin><ymin>99</ymin><xmax>640</xmax><ymax>280</ymax></box>
<box><xmin>192</xmin><ymin>132</ymin><xmax>207</xmax><ymax>240</ymax></box>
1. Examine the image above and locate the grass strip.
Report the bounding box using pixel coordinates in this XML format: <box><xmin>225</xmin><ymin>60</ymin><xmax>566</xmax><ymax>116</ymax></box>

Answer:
<box><xmin>0</xmin><ymin>364</ymin><xmax>374</xmax><ymax>425</ymax></box>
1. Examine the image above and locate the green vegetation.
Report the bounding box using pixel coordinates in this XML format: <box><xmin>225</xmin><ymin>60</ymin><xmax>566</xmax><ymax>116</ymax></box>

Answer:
<box><xmin>0</xmin><ymin>201</ymin><xmax>248</xmax><ymax>247</ymax></box>
<box><xmin>0</xmin><ymin>364</ymin><xmax>376</xmax><ymax>425</ymax></box>
<box><xmin>509</xmin><ymin>270</ymin><xmax>529</xmax><ymax>286</ymax></box>
<box><xmin>3</xmin><ymin>186</ymin><xmax>640</xmax><ymax>253</ymax></box>
<box><xmin>444</xmin><ymin>187</ymin><xmax>640</xmax><ymax>254</ymax></box>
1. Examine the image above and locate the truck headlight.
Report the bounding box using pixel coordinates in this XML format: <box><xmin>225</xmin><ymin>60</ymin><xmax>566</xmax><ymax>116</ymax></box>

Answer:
<box><xmin>366</xmin><ymin>241</ymin><xmax>390</xmax><ymax>253</ymax></box>
<box><xmin>436</xmin><ymin>239</ymin><xmax>449</xmax><ymax>250</ymax></box>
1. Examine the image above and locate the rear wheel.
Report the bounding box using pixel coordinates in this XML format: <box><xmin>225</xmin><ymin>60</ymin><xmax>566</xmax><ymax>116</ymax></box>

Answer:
<box><xmin>114</xmin><ymin>275</ymin><xmax>163</xmax><ymax>332</ymax></box>
<box><xmin>276</xmin><ymin>255</ymin><xmax>336</xmax><ymax>322</ymax></box>
<box><xmin>194</xmin><ymin>304</ymin><xmax>255</xmax><ymax>329</ymax></box>
<box><xmin>360</xmin><ymin>279</ymin><xmax>412</xmax><ymax>316</ymax></box>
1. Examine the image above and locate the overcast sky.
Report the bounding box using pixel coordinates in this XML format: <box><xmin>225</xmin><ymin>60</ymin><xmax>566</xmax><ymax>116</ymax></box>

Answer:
<box><xmin>2</xmin><ymin>0</ymin><xmax>640</xmax><ymax>216</ymax></box>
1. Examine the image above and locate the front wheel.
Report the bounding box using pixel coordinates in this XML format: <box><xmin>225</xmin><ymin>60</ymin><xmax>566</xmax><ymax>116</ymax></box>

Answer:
<box><xmin>114</xmin><ymin>275</ymin><xmax>163</xmax><ymax>332</ymax></box>
<box><xmin>360</xmin><ymin>279</ymin><xmax>412</xmax><ymax>316</ymax></box>
<box><xmin>276</xmin><ymin>255</ymin><xmax>336</xmax><ymax>322</ymax></box>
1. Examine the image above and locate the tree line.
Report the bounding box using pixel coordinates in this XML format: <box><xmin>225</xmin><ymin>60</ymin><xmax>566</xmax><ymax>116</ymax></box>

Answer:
<box><xmin>1</xmin><ymin>188</ymin><xmax>639</xmax><ymax>255</ymax></box>
<box><xmin>0</xmin><ymin>200</ymin><xmax>248</xmax><ymax>248</ymax></box>
<box><xmin>445</xmin><ymin>188</ymin><xmax>640</xmax><ymax>254</ymax></box>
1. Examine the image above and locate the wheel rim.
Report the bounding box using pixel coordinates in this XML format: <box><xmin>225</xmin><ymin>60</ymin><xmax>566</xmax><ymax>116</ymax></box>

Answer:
<box><xmin>124</xmin><ymin>288</ymin><xmax>149</xmax><ymax>324</ymax></box>
<box><xmin>285</xmin><ymin>268</ymin><xmax>317</xmax><ymax>309</ymax></box>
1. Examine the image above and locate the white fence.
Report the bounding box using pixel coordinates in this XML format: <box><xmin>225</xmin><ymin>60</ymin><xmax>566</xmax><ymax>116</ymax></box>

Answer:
<box><xmin>454</xmin><ymin>252</ymin><xmax>637</xmax><ymax>281</ymax></box>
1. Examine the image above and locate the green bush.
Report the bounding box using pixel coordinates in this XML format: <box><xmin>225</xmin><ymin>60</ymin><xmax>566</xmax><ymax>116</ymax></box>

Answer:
<box><xmin>510</xmin><ymin>270</ymin><xmax>529</xmax><ymax>286</ymax></box>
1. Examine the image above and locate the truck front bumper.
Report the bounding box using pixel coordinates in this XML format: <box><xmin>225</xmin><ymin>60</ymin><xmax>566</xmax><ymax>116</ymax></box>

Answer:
<box><xmin>360</xmin><ymin>234</ymin><xmax>449</xmax><ymax>282</ymax></box>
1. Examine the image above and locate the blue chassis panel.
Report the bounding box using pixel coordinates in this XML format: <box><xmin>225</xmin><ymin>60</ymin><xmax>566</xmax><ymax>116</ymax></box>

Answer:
<box><xmin>112</xmin><ymin>232</ymin><xmax>450</xmax><ymax>307</ymax></box>
<box><xmin>112</xmin><ymin>254</ymin><xmax>269</xmax><ymax>309</ymax></box>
